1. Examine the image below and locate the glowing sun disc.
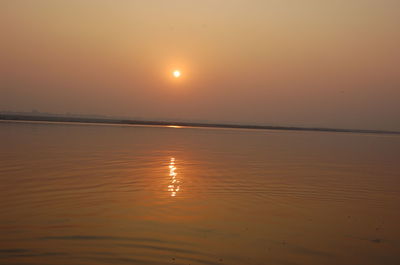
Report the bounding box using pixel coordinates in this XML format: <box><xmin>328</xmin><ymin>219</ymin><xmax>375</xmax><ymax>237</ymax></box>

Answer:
<box><xmin>173</xmin><ymin>70</ymin><xmax>181</xmax><ymax>78</ymax></box>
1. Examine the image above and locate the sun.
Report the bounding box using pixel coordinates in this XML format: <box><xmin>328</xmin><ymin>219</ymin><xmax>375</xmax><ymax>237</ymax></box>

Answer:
<box><xmin>173</xmin><ymin>70</ymin><xmax>181</xmax><ymax>78</ymax></box>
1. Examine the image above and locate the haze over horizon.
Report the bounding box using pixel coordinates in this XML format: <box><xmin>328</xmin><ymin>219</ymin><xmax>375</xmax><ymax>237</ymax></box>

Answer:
<box><xmin>1</xmin><ymin>0</ymin><xmax>399</xmax><ymax>131</ymax></box>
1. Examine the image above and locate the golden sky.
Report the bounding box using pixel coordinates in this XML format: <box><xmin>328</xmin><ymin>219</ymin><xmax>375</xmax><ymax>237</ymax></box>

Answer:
<box><xmin>1</xmin><ymin>0</ymin><xmax>399</xmax><ymax>130</ymax></box>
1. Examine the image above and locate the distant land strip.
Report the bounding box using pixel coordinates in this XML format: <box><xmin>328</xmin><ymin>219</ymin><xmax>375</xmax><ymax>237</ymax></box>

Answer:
<box><xmin>1</xmin><ymin>114</ymin><xmax>399</xmax><ymax>135</ymax></box>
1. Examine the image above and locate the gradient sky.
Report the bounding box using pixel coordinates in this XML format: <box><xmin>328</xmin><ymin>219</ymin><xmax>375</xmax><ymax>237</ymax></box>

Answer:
<box><xmin>1</xmin><ymin>0</ymin><xmax>399</xmax><ymax>130</ymax></box>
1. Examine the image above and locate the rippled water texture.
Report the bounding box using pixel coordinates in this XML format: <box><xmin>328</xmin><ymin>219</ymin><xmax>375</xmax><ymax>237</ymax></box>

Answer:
<box><xmin>1</xmin><ymin>121</ymin><xmax>399</xmax><ymax>265</ymax></box>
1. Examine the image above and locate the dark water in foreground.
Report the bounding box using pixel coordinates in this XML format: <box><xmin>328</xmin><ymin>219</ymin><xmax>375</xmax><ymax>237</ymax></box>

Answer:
<box><xmin>1</xmin><ymin>122</ymin><xmax>399</xmax><ymax>265</ymax></box>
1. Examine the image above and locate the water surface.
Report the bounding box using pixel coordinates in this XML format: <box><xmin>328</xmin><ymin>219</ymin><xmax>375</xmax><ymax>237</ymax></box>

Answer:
<box><xmin>1</xmin><ymin>122</ymin><xmax>399</xmax><ymax>265</ymax></box>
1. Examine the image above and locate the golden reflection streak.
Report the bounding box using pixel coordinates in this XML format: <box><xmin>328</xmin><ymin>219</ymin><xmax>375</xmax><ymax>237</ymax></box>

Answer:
<box><xmin>168</xmin><ymin>157</ymin><xmax>180</xmax><ymax>197</ymax></box>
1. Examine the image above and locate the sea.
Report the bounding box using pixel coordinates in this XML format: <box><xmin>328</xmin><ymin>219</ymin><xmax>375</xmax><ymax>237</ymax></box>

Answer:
<box><xmin>1</xmin><ymin>121</ymin><xmax>399</xmax><ymax>265</ymax></box>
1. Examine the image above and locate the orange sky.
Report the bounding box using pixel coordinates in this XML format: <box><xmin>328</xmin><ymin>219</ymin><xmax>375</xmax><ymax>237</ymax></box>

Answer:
<box><xmin>1</xmin><ymin>0</ymin><xmax>399</xmax><ymax>130</ymax></box>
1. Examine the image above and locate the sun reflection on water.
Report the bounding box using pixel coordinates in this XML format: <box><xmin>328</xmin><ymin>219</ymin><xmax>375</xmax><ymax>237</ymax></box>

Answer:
<box><xmin>168</xmin><ymin>157</ymin><xmax>180</xmax><ymax>197</ymax></box>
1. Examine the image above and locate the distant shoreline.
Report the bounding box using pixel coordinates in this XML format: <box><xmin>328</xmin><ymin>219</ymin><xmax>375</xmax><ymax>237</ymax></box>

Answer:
<box><xmin>1</xmin><ymin>114</ymin><xmax>399</xmax><ymax>135</ymax></box>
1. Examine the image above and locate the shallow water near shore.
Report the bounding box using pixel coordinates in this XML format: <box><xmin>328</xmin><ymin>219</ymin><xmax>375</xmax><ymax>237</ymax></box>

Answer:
<box><xmin>1</xmin><ymin>121</ymin><xmax>400</xmax><ymax>265</ymax></box>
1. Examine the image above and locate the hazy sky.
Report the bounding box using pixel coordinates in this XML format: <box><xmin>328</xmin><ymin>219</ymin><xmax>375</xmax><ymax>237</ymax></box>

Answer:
<box><xmin>1</xmin><ymin>0</ymin><xmax>399</xmax><ymax>130</ymax></box>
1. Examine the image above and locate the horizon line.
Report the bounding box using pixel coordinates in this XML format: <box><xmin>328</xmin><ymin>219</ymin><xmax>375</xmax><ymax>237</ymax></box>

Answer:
<box><xmin>1</xmin><ymin>113</ymin><xmax>399</xmax><ymax>135</ymax></box>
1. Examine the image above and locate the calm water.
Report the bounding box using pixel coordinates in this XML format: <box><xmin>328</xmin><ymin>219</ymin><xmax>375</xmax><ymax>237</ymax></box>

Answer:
<box><xmin>1</xmin><ymin>121</ymin><xmax>400</xmax><ymax>265</ymax></box>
